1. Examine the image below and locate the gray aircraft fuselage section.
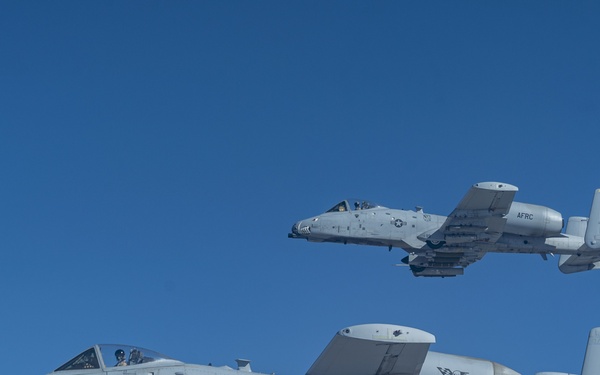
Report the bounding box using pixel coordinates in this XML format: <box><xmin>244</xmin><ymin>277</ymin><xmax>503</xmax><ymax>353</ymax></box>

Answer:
<box><xmin>52</xmin><ymin>357</ymin><xmax>268</xmax><ymax>375</ymax></box>
<box><xmin>290</xmin><ymin>204</ymin><xmax>584</xmax><ymax>255</ymax></box>
<box><xmin>49</xmin><ymin>344</ymin><xmax>269</xmax><ymax>375</ymax></box>
<box><xmin>292</xmin><ymin>207</ymin><xmax>445</xmax><ymax>250</ymax></box>
<box><xmin>106</xmin><ymin>362</ymin><xmax>243</xmax><ymax>375</ymax></box>
<box><xmin>57</xmin><ymin>362</ymin><xmax>267</xmax><ymax>375</ymax></box>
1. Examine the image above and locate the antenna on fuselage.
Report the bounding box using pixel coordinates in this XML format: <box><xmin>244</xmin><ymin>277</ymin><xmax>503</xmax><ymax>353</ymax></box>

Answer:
<box><xmin>236</xmin><ymin>359</ymin><xmax>252</xmax><ymax>372</ymax></box>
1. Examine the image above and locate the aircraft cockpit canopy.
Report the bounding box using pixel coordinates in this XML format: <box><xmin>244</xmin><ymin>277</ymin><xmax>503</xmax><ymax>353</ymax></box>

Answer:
<box><xmin>326</xmin><ymin>199</ymin><xmax>385</xmax><ymax>213</ymax></box>
<box><xmin>54</xmin><ymin>344</ymin><xmax>178</xmax><ymax>371</ymax></box>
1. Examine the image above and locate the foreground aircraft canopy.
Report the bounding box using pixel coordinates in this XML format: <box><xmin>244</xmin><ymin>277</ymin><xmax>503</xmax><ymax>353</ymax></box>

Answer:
<box><xmin>47</xmin><ymin>324</ymin><xmax>600</xmax><ymax>375</ymax></box>
<box><xmin>48</xmin><ymin>344</ymin><xmax>263</xmax><ymax>375</ymax></box>
<box><xmin>289</xmin><ymin>182</ymin><xmax>600</xmax><ymax>277</ymax></box>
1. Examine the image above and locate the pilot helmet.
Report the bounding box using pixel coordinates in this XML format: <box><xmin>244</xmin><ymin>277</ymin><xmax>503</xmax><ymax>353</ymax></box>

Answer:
<box><xmin>115</xmin><ymin>349</ymin><xmax>125</xmax><ymax>359</ymax></box>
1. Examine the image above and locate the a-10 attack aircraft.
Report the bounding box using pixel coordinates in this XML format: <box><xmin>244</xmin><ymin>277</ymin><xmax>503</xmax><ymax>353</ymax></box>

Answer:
<box><xmin>46</xmin><ymin>323</ymin><xmax>599</xmax><ymax>375</ymax></box>
<box><xmin>289</xmin><ymin>182</ymin><xmax>600</xmax><ymax>277</ymax></box>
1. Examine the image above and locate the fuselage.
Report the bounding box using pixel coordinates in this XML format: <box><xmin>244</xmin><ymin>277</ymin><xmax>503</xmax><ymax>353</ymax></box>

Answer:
<box><xmin>289</xmin><ymin>202</ymin><xmax>584</xmax><ymax>256</ymax></box>
<box><xmin>290</xmin><ymin>206</ymin><xmax>442</xmax><ymax>250</ymax></box>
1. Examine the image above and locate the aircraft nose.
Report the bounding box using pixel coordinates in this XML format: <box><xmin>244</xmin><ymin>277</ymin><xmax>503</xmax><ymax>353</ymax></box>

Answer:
<box><xmin>288</xmin><ymin>220</ymin><xmax>311</xmax><ymax>238</ymax></box>
<box><xmin>291</xmin><ymin>222</ymin><xmax>300</xmax><ymax>235</ymax></box>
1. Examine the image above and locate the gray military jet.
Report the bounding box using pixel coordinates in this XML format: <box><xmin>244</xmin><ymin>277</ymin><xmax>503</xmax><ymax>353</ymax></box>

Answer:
<box><xmin>289</xmin><ymin>182</ymin><xmax>600</xmax><ymax>277</ymax></box>
<box><xmin>46</xmin><ymin>323</ymin><xmax>600</xmax><ymax>375</ymax></box>
<box><xmin>47</xmin><ymin>324</ymin><xmax>520</xmax><ymax>375</ymax></box>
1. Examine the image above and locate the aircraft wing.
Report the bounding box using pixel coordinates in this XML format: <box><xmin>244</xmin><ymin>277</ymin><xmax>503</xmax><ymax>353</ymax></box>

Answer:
<box><xmin>410</xmin><ymin>182</ymin><xmax>518</xmax><ymax>277</ymax></box>
<box><xmin>443</xmin><ymin>181</ymin><xmax>518</xmax><ymax>241</ymax></box>
<box><xmin>453</xmin><ymin>182</ymin><xmax>517</xmax><ymax>212</ymax></box>
<box><xmin>306</xmin><ymin>324</ymin><xmax>435</xmax><ymax>375</ymax></box>
<box><xmin>426</xmin><ymin>182</ymin><xmax>518</xmax><ymax>245</ymax></box>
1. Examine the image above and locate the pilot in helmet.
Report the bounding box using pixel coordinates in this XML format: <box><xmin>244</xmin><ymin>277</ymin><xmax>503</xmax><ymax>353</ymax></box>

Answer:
<box><xmin>115</xmin><ymin>349</ymin><xmax>127</xmax><ymax>366</ymax></box>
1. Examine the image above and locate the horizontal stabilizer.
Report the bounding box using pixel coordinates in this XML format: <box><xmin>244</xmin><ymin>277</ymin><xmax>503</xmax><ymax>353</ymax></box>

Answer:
<box><xmin>558</xmin><ymin>253</ymin><xmax>600</xmax><ymax>274</ymax></box>
<box><xmin>307</xmin><ymin>324</ymin><xmax>435</xmax><ymax>375</ymax></box>
<box><xmin>585</xmin><ymin>189</ymin><xmax>600</xmax><ymax>249</ymax></box>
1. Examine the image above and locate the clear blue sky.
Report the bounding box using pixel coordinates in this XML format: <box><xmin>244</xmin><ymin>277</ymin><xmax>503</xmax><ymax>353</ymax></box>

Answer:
<box><xmin>1</xmin><ymin>2</ymin><xmax>599</xmax><ymax>375</ymax></box>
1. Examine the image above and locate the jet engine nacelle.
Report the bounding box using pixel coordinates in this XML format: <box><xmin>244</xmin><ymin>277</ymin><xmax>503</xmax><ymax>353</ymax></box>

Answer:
<box><xmin>503</xmin><ymin>202</ymin><xmax>564</xmax><ymax>237</ymax></box>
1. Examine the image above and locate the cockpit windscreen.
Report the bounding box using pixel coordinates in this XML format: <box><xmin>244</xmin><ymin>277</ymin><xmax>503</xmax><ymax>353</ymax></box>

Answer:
<box><xmin>54</xmin><ymin>345</ymin><xmax>176</xmax><ymax>371</ymax></box>
<box><xmin>55</xmin><ymin>348</ymin><xmax>99</xmax><ymax>371</ymax></box>
<box><xmin>325</xmin><ymin>199</ymin><xmax>385</xmax><ymax>213</ymax></box>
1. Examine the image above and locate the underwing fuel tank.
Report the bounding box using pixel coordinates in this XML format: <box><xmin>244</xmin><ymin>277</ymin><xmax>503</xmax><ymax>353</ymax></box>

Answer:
<box><xmin>503</xmin><ymin>202</ymin><xmax>564</xmax><ymax>237</ymax></box>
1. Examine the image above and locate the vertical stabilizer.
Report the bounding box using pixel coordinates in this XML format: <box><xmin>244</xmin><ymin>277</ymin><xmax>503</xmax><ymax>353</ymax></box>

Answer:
<box><xmin>581</xmin><ymin>327</ymin><xmax>600</xmax><ymax>375</ymax></box>
<box><xmin>585</xmin><ymin>189</ymin><xmax>600</xmax><ymax>249</ymax></box>
<box><xmin>565</xmin><ymin>216</ymin><xmax>588</xmax><ymax>237</ymax></box>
